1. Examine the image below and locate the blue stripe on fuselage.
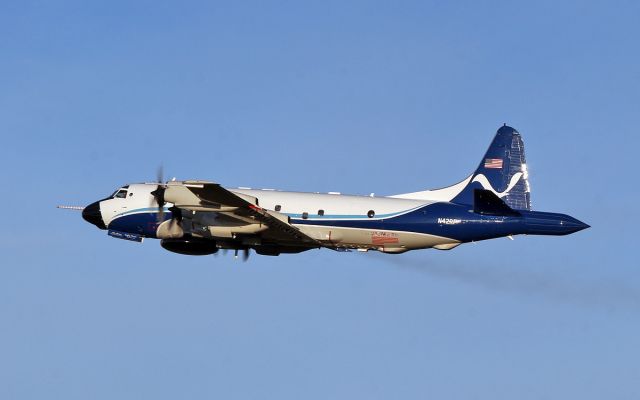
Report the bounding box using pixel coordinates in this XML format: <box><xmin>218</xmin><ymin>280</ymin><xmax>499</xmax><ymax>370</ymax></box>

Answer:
<box><xmin>107</xmin><ymin>203</ymin><xmax>518</xmax><ymax>242</ymax></box>
<box><xmin>283</xmin><ymin>205</ymin><xmax>424</xmax><ymax>220</ymax></box>
<box><xmin>106</xmin><ymin>203</ymin><xmax>580</xmax><ymax>243</ymax></box>
<box><xmin>291</xmin><ymin>202</ymin><xmax>524</xmax><ymax>243</ymax></box>
<box><xmin>108</xmin><ymin>211</ymin><xmax>172</xmax><ymax>238</ymax></box>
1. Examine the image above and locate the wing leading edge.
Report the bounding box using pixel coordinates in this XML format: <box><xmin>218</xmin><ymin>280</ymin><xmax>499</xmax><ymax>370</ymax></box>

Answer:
<box><xmin>163</xmin><ymin>181</ymin><xmax>321</xmax><ymax>248</ymax></box>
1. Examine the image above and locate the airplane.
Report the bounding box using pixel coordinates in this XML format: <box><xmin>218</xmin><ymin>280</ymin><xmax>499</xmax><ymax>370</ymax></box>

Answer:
<box><xmin>66</xmin><ymin>125</ymin><xmax>589</xmax><ymax>259</ymax></box>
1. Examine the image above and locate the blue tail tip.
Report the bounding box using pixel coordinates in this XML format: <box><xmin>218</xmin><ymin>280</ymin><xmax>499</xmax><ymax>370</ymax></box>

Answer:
<box><xmin>498</xmin><ymin>124</ymin><xmax>518</xmax><ymax>134</ymax></box>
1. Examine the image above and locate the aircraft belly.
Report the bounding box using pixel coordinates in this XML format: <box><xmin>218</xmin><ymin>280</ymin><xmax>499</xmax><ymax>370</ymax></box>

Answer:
<box><xmin>296</xmin><ymin>224</ymin><xmax>458</xmax><ymax>252</ymax></box>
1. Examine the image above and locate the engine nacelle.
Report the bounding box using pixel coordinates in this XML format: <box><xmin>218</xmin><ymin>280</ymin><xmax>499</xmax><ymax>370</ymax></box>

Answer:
<box><xmin>160</xmin><ymin>237</ymin><xmax>219</xmax><ymax>256</ymax></box>
<box><xmin>156</xmin><ymin>219</ymin><xmax>184</xmax><ymax>239</ymax></box>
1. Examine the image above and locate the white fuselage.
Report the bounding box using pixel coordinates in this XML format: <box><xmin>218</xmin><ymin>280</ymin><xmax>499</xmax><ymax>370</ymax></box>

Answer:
<box><xmin>99</xmin><ymin>184</ymin><xmax>462</xmax><ymax>253</ymax></box>
<box><xmin>232</xmin><ymin>188</ymin><xmax>458</xmax><ymax>252</ymax></box>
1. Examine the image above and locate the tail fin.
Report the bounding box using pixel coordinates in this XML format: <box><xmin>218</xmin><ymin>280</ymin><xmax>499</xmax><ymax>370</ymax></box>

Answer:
<box><xmin>452</xmin><ymin>125</ymin><xmax>531</xmax><ymax>210</ymax></box>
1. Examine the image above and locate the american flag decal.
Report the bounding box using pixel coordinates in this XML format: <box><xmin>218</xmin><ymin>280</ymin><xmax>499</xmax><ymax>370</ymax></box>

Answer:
<box><xmin>371</xmin><ymin>231</ymin><xmax>399</xmax><ymax>245</ymax></box>
<box><xmin>484</xmin><ymin>158</ymin><xmax>503</xmax><ymax>169</ymax></box>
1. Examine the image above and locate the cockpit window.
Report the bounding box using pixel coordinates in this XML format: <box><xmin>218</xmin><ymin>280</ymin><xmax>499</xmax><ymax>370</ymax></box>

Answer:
<box><xmin>110</xmin><ymin>185</ymin><xmax>130</xmax><ymax>198</ymax></box>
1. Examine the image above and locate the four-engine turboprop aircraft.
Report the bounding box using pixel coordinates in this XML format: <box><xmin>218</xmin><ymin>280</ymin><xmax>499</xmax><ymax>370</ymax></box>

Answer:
<box><xmin>70</xmin><ymin>125</ymin><xmax>588</xmax><ymax>257</ymax></box>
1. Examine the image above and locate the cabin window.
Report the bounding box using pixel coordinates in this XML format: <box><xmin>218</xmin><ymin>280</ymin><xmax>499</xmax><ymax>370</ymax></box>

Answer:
<box><xmin>318</xmin><ymin>209</ymin><xmax>324</xmax><ymax>216</ymax></box>
<box><xmin>302</xmin><ymin>212</ymin><xmax>309</xmax><ymax>219</ymax></box>
<box><xmin>275</xmin><ymin>205</ymin><xmax>281</xmax><ymax>211</ymax></box>
<box><xmin>129</xmin><ymin>192</ymin><xmax>134</xmax><ymax>197</ymax></box>
<box><xmin>367</xmin><ymin>210</ymin><xmax>375</xmax><ymax>218</ymax></box>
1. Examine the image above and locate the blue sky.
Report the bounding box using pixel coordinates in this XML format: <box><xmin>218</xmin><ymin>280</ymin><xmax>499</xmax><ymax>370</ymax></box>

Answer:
<box><xmin>1</xmin><ymin>1</ymin><xmax>638</xmax><ymax>399</ymax></box>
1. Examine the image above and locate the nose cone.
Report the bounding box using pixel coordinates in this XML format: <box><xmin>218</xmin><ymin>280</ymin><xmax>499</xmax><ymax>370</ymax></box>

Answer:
<box><xmin>82</xmin><ymin>201</ymin><xmax>106</xmax><ymax>230</ymax></box>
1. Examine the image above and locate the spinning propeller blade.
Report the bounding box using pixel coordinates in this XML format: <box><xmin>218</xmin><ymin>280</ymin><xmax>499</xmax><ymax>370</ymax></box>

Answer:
<box><xmin>234</xmin><ymin>248</ymin><xmax>250</xmax><ymax>261</ymax></box>
<box><xmin>150</xmin><ymin>166</ymin><xmax>166</xmax><ymax>224</ymax></box>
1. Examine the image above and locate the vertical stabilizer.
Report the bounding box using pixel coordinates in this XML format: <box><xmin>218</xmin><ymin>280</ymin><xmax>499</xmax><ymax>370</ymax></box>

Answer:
<box><xmin>452</xmin><ymin>125</ymin><xmax>531</xmax><ymax>210</ymax></box>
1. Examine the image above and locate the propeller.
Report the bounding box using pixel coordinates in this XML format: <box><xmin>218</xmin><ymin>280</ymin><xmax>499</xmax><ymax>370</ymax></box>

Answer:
<box><xmin>232</xmin><ymin>248</ymin><xmax>250</xmax><ymax>261</ymax></box>
<box><xmin>150</xmin><ymin>166</ymin><xmax>185</xmax><ymax>240</ymax></box>
<box><xmin>150</xmin><ymin>165</ymin><xmax>166</xmax><ymax>224</ymax></box>
<box><xmin>215</xmin><ymin>248</ymin><xmax>250</xmax><ymax>261</ymax></box>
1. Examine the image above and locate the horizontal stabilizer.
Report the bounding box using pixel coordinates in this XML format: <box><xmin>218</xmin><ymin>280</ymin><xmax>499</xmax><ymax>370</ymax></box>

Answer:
<box><xmin>473</xmin><ymin>189</ymin><xmax>521</xmax><ymax>216</ymax></box>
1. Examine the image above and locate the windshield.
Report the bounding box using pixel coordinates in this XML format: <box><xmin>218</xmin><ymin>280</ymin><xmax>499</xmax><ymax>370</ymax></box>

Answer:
<box><xmin>110</xmin><ymin>185</ymin><xmax>130</xmax><ymax>199</ymax></box>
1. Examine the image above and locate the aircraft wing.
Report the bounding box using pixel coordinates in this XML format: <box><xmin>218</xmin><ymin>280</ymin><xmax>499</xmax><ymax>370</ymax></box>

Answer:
<box><xmin>163</xmin><ymin>180</ymin><xmax>321</xmax><ymax>247</ymax></box>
